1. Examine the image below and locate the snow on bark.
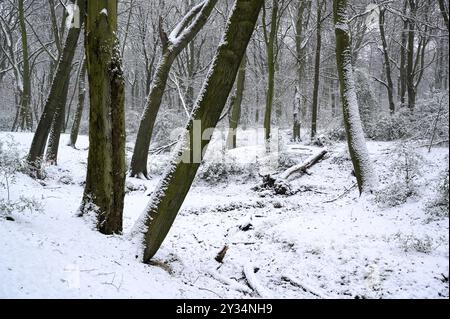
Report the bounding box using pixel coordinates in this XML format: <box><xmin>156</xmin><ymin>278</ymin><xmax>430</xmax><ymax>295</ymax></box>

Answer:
<box><xmin>334</xmin><ymin>0</ymin><xmax>377</xmax><ymax>194</ymax></box>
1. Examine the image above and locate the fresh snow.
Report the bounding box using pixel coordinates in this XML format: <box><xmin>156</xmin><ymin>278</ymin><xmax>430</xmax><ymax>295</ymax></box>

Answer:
<box><xmin>0</xmin><ymin>132</ymin><xmax>448</xmax><ymax>299</ymax></box>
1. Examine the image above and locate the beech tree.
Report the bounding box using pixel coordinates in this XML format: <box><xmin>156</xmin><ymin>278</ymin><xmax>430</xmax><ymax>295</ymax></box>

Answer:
<box><xmin>80</xmin><ymin>0</ymin><xmax>126</xmax><ymax>235</ymax></box>
<box><xmin>131</xmin><ymin>0</ymin><xmax>264</xmax><ymax>262</ymax></box>
<box><xmin>333</xmin><ymin>0</ymin><xmax>376</xmax><ymax>194</ymax></box>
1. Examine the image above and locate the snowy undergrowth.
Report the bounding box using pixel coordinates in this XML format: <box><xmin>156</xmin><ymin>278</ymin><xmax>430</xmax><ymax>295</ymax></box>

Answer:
<box><xmin>0</xmin><ymin>132</ymin><xmax>448</xmax><ymax>298</ymax></box>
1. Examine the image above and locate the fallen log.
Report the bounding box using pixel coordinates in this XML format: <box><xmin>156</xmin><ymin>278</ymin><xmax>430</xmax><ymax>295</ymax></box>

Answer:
<box><xmin>279</xmin><ymin>149</ymin><xmax>328</xmax><ymax>180</ymax></box>
<box><xmin>253</xmin><ymin>149</ymin><xmax>328</xmax><ymax>195</ymax></box>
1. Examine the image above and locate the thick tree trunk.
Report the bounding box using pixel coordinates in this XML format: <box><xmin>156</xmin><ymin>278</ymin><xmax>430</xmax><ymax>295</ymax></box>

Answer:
<box><xmin>333</xmin><ymin>0</ymin><xmax>376</xmax><ymax>194</ymax></box>
<box><xmin>69</xmin><ymin>58</ymin><xmax>87</xmax><ymax>148</ymax></box>
<box><xmin>311</xmin><ymin>1</ymin><xmax>323</xmax><ymax>140</ymax></box>
<box><xmin>379</xmin><ymin>8</ymin><xmax>395</xmax><ymax>114</ymax></box>
<box><xmin>132</xmin><ymin>0</ymin><xmax>264</xmax><ymax>263</ymax></box>
<box><xmin>130</xmin><ymin>0</ymin><xmax>218</xmax><ymax>179</ymax></box>
<box><xmin>27</xmin><ymin>0</ymin><xmax>85</xmax><ymax>173</ymax></box>
<box><xmin>227</xmin><ymin>55</ymin><xmax>247</xmax><ymax>149</ymax></box>
<box><xmin>80</xmin><ymin>0</ymin><xmax>126</xmax><ymax>235</ymax></box>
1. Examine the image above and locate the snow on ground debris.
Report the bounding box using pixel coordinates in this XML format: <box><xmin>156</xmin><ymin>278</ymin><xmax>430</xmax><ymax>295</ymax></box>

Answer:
<box><xmin>0</xmin><ymin>132</ymin><xmax>448</xmax><ymax>298</ymax></box>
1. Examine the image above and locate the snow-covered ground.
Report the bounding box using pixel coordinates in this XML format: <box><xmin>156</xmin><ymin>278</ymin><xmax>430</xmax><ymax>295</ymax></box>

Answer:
<box><xmin>0</xmin><ymin>132</ymin><xmax>448</xmax><ymax>298</ymax></box>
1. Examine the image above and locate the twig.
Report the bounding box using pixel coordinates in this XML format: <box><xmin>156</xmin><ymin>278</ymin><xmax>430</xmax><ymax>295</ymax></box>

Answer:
<box><xmin>323</xmin><ymin>183</ymin><xmax>357</xmax><ymax>203</ymax></box>
<box><xmin>281</xmin><ymin>275</ymin><xmax>327</xmax><ymax>298</ymax></box>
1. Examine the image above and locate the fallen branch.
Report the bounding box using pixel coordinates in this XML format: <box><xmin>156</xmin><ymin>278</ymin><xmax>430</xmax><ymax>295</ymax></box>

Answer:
<box><xmin>279</xmin><ymin>149</ymin><xmax>328</xmax><ymax>180</ymax></box>
<box><xmin>281</xmin><ymin>275</ymin><xmax>327</xmax><ymax>298</ymax></box>
<box><xmin>207</xmin><ymin>270</ymin><xmax>252</xmax><ymax>293</ymax></box>
<box><xmin>323</xmin><ymin>183</ymin><xmax>357</xmax><ymax>203</ymax></box>
<box><xmin>243</xmin><ymin>263</ymin><xmax>272</xmax><ymax>298</ymax></box>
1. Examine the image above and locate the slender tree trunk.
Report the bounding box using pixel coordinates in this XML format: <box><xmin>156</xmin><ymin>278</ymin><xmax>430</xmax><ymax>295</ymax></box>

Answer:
<box><xmin>227</xmin><ymin>55</ymin><xmax>247</xmax><ymax>149</ymax></box>
<box><xmin>438</xmin><ymin>0</ymin><xmax>449</xmax><ymax>32</ymax></box>
<box><xmin>18</xmin><ymin>0</ymin><xmax>32</xmax><ymax>131</ymax></box>
<box><xmin>311</xmin><ymin>1</ymin><xmax>324</xmax><ymax>140</ymax></box>
<box><xmin>399</xmin><ymin>1</ymin><xmax>408</xmax><ymax>105</ymax></box>
<box><xmin>132</xmin><ymin>0</ymin><xmax>264</xmax><ymax>263</ymax></box>
<box><xmin>27</xmin><ymin>0</ymin><xmax>85</xmax><ymax>173</ymax></box>
<box><xmin>333</xmin><ymin>0</ymin><xmax>376</xmax><ymax>194</ymax></box>
<box><xmin>130</xmin><ymin>0</ymin><xmax>218</xmax><ymax>179</ymax></box>
<box><xmin>45</xmin><ymin>79</ymin><xmax>69</xmax><ymax>164</ymax></box>
<box><xmin>80</xmin><ymin>0</ymin><xmax>126</xmax><ymax>235</ymax></box>
<box><xmin>406</xmin><ymin>0</ymin><xmax>416</xmax><ymax>111</ymax></box>
<box><xmin>263</xmin><ymin>0</ymin><xmax>278</xmax><ymax>145</ymax></box>
<box><xmin>69</xmin><ymin>58</ymin><xmax>87</xmax><ymax>148</ymax></box>
<box><xmin>379</xmin><ymin>7</ymin><xmax>395</xmax><ymax>114</ymax></box>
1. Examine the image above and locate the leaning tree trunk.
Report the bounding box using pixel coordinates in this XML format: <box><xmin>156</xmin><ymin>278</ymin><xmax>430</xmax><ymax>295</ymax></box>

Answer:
<box><xmin>379</xmin><ymin>7</ymin><xmax>395</xmax><ymax>114</ymax></box>
<box><xmin>130</xmin><ymin>0</ymin><xmax>218</xmax><ymax>179</ymax></box>
<box><xmin>45</xmin><ymin>78</ymin><xmax>70</xmax><ymax>164</ymax></box>
<box><xmin>227</xmin><ymin>55</ymin><xmax>247</xmax><ymax>149</ymax></box>
<box><xmin>69</xmin><ymin>57</ymin><xmax>87</xmax><ymax>148</ymax></box>
<box><xmin>27</xmin><ymin>0</ymin><xmax>85</xmax><ymax>174</ymax></box>
<box><xmin>311</xmin><ymin>1</ymin><xmax>324</xmax><ymax>140</ymax></box>
<box><xmin>80</xmin><ymin>0</ymin><xmax>126</xmax><ymax>235</ymax></box>
<box><xmin>333</xmin><ymin>0</ymin><xmax>376</xmax><ymax>194</ymax></box>
<box><xmin>131</xmin><ymin>0</ymin><xmax>264</xmax><ymax>263</ymax></box>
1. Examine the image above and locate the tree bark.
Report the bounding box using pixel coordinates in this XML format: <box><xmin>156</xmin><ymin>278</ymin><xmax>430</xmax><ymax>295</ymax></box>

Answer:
<box><xmin>18</xmin><ymin>0</ymin><xmax>32</xmax><ymax>131</ymax></box>
<box><xmin>132</xmin><ymin>0</ymin><xmax>264</xmax><ymax>263</ymax></box>
<box><xmin>129</xmin><ymin>0</ymin><xmax>218</xmax><ymax>179</ymax></box>
<box><xmin>333</xmin><ymin>0</ymin><xmax>376</xmax><ymax>194</ymax></box>
<box><xmin>69</xmin><ymin>57</ymin><xmax>87</xmax><ymax>148</ymax></box>
<box><xmin>227</xmin><ymin>55</ymin><xmax>247</xmax><ymax>149</ymax></box>
<box><xmin>379</xmin><ymin>7</ymin><xmax>395</xmax><ymax>114</ymax></box>
<box><xmin>80</xmin><ymin>0</ymin><xmax>125</xmax><ymax>235</ymax></box>
<box><xmin>27</xmin><ymin>0</ymin><xmax>85</xmax><ymax>173</ymax></box>
<box><xmin>311</xmin><ymin>1</ymin><xmax>324</xmax><ymax>140</ymax></box>
<box><xmin>262</xmin><ymin>0</ymin><xmax>278</xmax><ymax>145</ymax></box>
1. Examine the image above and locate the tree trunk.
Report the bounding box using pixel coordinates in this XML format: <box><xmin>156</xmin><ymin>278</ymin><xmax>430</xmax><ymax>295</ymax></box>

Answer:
<box><xmin>132</xmin><ymin>0</ymin><xmax>264</xmax><ymax>263</ymax></box>
<box><xmin>263</xmin><ymin>0</ymin><xmax>278</xmax><ymax>145</ymax></box>
<box><xmin>333</xmin><ymin>0</ymin><xmax>376</xmax><ymax>194</ymax></box>
<box><xmin>311</xmin><ymin>1</ymin><xmax>324</xmax><ymax>140</ymax></box>
<box><xmin>18</xmin><ymin>0</ymin><xmax>32</xmax><ymax>131</ymax></box>
<box><xmin>406</xmin><ymin>0</ymin><xmax>417</xmax><ymax>111</ymax></box>
<box><xmin>80</xmin><ymin>0</ymin><xmax>126</xmax><ymax>235</ymax></box>
<box><xmin>399</xmin><ymin>1</ymin><xmax>408</xmax><ymax>105</ymax></box>
<box><xmin>69</xmin><ymin>58</ymin><xmax>87</xmax><ymax>148</ymax></box>
<box><xmin>27</xmin><ymin>0</ymin><xmax>85</xmax><ymax>173</ymax></box>
<box><xmin>45</xmin><ymin>79</ymin><xmax>69</xmax><ymax>164</ymax></box>
<box><xmin>227</xmin><ymin>55</ymin><xmax>247</xmax><ymax>149</ymax></box>
<box><xmin>438</xmin><ymin>0</ymin><xmax>449</xmax><ymax>32</ymax></box>
<box><xmin>379</xmin><ymin>7</ymin><xmax>395</xmax><ymax>114</ymax></box>
<box><xmin>129</xmin><ymin>0</ymin><xmax>218</xmax><ymax>179</ymax></box>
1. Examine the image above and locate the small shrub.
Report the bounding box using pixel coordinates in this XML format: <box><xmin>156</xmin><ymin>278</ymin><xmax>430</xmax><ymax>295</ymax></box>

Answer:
<box><xmin>375</xmin><ymin>143</ymin><xmax>424</xmax><ymax>207</ymax></box>
<box><xmin>426</xmin><ymin>165</ymin><xmax>449</xmax><ymax>218</ymax></box>
<box><xmin>392</xmin><ymin>232</ymin><xmax>435</xmax><ymax>254</ymax></box>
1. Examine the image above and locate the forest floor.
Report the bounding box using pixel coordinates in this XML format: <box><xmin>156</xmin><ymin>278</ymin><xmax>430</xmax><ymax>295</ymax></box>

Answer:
<box><xmin>0</xmin><ymin>131</ymin><xmax>448</xmax><ymax>298</ymax></box>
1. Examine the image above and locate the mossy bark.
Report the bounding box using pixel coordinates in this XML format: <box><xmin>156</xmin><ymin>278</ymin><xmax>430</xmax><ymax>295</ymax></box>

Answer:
<box><xmin>81</xmin><ymin>0</ymin><xmax>125</xmax><ymax>235</ymax></box>
<box><xmin>129</xmin><ymin>0</ymin><xmax>218</xmax><ymax>179</ymax></box>
<box><xmin>333</xmin><ymin>0</ymin><xmax>375</xmax><ymax>194</ymax></box>
<box><xmin>135</xmin><ymin>0</ymin><xmax>264</xmax><ymax>262</ymax></box>
<box><xmin>227</xmin><ymin>55</ymin><xmax>247</xmax><ymax>149</ymax></box>
<box><xmin>69</xmin><ymin>57</ymin><xmax>87</xmax><ymax>148</ymax></box>
<box><xmin>27</xmin><ymin>0</ymin><xmax>86</xmax><ymax>173</ymax></box>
